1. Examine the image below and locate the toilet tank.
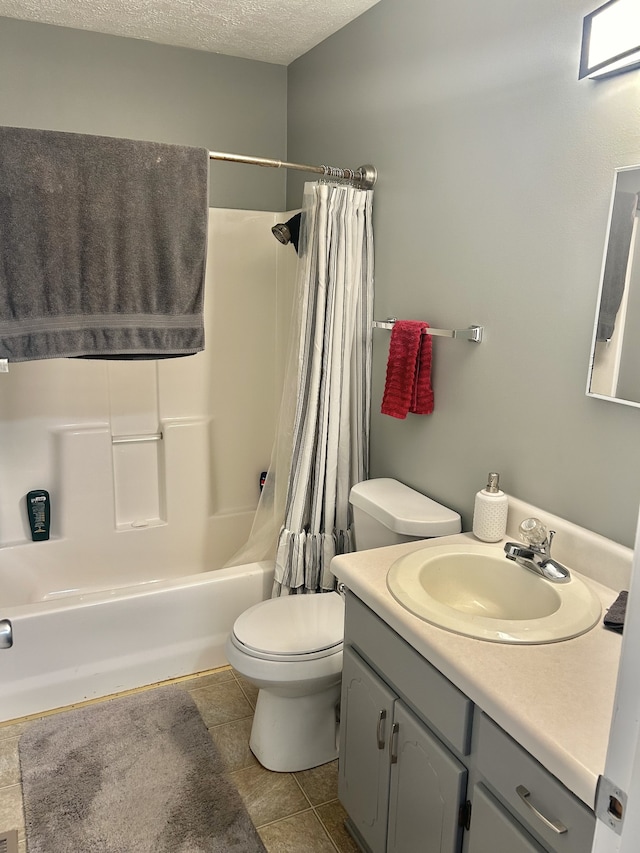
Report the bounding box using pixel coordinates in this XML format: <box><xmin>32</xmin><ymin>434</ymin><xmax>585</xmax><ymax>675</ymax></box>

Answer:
<box><xmin>349</xmin><ymin>478</ymin><xmax>461</xmax><ymax>550</ymax></box>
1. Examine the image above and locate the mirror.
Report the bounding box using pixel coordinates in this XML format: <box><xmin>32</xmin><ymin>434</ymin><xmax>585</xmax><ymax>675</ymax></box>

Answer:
<box><xmin>588</xmin><ymin>165</ymin><xmax>640</xmax><ymax>408</ymax></box>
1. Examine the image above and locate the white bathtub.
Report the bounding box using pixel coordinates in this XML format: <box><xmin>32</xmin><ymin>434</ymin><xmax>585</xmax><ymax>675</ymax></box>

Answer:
<box><xmin>0</xmin><ymin>560</ymin><xmax>274</xmax><ymax>723</ymax></box>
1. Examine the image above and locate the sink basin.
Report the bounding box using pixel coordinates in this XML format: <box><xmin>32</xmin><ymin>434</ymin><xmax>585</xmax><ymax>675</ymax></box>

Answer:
<box><xmin>386</xmin><ymin>543</ymin><xmax>602</xmax><ymax>643</ymax></box>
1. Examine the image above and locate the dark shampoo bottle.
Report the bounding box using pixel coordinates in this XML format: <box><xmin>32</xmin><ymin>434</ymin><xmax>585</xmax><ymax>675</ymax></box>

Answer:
<box><xmin>26</xmin><ymin>489</ymin><xmax>50</xmax><ymax>541</ymax></box>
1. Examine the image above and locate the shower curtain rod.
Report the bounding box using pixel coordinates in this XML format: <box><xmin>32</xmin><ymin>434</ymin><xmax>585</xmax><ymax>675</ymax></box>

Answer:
<box><xmin>208</xmin><ymin>150</ymin><xmax>377</xmax><ymax>189</ymax></box>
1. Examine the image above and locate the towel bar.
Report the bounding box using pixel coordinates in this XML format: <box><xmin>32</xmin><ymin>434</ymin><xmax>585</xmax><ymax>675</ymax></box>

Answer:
<box><xmin>112</xmin><ymin>433</ymin><xmax>163</xmax><ymax>445</ymax></box>
<box><xmin>373</xmin><ymin>319</ymin><xmax>483</xmax><ymax>343</ymax></box>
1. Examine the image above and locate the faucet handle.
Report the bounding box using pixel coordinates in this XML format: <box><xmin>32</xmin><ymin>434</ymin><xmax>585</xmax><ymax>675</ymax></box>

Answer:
<box><xmin>519</xmin><ymin>518</ymin><xmax>557</xmax><ymax>556</ymax></box>
<box><xmin>518</xmin><ymin>517</ymin><xmax>548</xmax><ymax>546</ymax></box>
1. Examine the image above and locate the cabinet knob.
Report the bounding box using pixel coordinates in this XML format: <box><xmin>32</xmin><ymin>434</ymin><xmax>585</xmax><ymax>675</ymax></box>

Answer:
<box><xmin>516</xmin><ymin>785</ymin><xmax>568</xmax><ymax>834</ymax></box>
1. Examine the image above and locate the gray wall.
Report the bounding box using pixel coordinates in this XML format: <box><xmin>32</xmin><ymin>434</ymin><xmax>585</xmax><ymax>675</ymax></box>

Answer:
<box><xmin>0</xmin><ymin>17</ymin><xmax>287</xmax><ymax>210</ymax></box>
<box><xmin>287</xmin><ymin>0</ymin><xmax>640</xmax><ymax>548</ymax></box>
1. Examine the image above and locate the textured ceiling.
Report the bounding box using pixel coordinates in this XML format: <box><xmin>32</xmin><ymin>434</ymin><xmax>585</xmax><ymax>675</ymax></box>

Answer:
<box><xmin>0</xmin><ymin>0</ymin><xmax>382</xmax><ymax>65</ymax></box>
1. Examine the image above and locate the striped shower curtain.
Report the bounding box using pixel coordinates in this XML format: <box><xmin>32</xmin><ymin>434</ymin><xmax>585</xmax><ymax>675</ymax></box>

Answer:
<box><xmin>273</xmin><ymin>182</ymin><xmax>374</xmax><ymax>595</ymax></box>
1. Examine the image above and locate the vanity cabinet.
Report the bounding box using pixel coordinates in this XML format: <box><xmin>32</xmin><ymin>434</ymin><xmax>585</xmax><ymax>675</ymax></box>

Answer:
<box><xmin>339</xmin><ymin>646</ymin><xmax>467</xmax><ymax>853</ymax></box>
<box><xmin>339</xmin><ymin>592</ymin><xmax>472</xmax><ymax>853</ymax></box>
<box><xmin>338</xmin><ymin>592</ymin><xmax>596</xmax><ymax>853</ymax></box>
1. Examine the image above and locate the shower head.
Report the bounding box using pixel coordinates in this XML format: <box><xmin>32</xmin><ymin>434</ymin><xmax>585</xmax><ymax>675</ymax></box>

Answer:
<box><xmin>271</xmin><ymin>213</ymin><xmax>301</xmax><ymax>253</ymax></box>
<box><xmin>272</xmin><ymin>222</ymin><xmax>291</xmax><ymax>245</ymax></box>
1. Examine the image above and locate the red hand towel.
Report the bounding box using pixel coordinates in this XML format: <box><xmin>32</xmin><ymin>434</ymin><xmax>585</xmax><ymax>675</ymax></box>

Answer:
<box><xmin>381</xmin><ymin>320</ymin><xmax>434</xmax><ymax>419</ymax></box>
<box><xmin>411</xmin><ymin>326</ymin><xmax>434</xmax><ymax>415</ymax></box>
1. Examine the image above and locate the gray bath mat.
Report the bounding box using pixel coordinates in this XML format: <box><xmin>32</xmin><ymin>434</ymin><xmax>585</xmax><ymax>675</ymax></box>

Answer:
<box><xmin>19</xmin><ymin>685</ymin><xmax>266</xmax><ymax>853</ymax></box>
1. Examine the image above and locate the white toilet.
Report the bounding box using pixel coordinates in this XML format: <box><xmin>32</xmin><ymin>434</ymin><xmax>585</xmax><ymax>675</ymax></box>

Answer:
<box><xmin>225</xmin><ymin>477</ymin><xmax>461</xmax><ymax>772</ymax></box>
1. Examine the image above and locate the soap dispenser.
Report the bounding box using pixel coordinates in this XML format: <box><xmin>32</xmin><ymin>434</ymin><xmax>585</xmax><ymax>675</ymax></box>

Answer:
<box><xmin>472</xmin><ymin>472</ymin><xmax>508</xmax><ymax>542</ymax></box>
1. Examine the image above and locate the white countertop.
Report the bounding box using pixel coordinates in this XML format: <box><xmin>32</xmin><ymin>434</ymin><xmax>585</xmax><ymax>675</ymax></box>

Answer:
<box><xmin>331</xmin><ymin>531</ymin><xmax>624</xmax><ymax>809</ymax></box>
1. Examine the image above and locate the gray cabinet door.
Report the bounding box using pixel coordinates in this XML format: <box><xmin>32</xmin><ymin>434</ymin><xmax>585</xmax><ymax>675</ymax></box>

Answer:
<box><xmin>387</xmin><ymin>700</ymin><xmax>467</xmax><ymax>853</ymax></box>
<box><xmin>467</xmin><ymin>785</ymin><xmax>546</xmax><ymax>853</ymax></box>
<box><xmin>339</xmin><ymin>647</ymin><xmax>395</xmax><ymax>853</ymax></box>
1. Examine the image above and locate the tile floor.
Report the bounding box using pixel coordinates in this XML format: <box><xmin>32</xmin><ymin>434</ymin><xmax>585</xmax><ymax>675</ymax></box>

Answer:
<box><xmin>0</xmin><ymin>666</ymin><xmax>360</xmax><ymax>853</ymax></box>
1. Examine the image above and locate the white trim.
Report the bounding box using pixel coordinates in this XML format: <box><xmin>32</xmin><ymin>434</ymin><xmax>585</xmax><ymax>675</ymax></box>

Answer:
<box><xmin>592</xmin><ymin>506</ymin><xmax>640</xmax><ymax>852</ymax></box>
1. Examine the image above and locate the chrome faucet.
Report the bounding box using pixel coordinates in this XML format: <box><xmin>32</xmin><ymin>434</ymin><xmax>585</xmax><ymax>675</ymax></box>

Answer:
<box><xmin>504</xmin><ymin>517</ymin><xmax>570</xmax><ymax>583</ymax></box>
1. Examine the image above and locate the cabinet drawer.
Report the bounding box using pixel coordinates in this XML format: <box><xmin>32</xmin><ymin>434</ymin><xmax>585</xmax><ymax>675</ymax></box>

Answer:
<box><xmin>474</xmin><ymin>713</ymin><xmax>595</xmax><ymax>853</ymax></box>
<box><xmin>468</xmin><ymin>784</ymin><xmax>546</xmax><ymax>853</ymax></box>
<box><xmin>345</xmin><ymin>592</ymin><xmax>472</xmax><ymax>755</ymax></box>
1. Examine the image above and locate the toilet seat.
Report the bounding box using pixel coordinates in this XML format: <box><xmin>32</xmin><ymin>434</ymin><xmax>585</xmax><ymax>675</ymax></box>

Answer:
<box><xmin>231</xmin><ymin>592</ymin><xmax>344</xmax><ymax>663</ymax></box>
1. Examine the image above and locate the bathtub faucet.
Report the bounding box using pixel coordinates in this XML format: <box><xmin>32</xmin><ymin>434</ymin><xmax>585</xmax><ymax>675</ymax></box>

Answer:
<box><xmin>504</xmin><ymin>517</ymin><xmax>570</xmax><ymax>584</ymax></box>
<box><xmin>0</xmin><ymin>619</ymin><xmax>13</xmax><ymax>649</ymax></box>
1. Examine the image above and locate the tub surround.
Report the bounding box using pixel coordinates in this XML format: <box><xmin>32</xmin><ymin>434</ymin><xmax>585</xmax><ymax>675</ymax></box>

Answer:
<box><xmin>331</xmin><ymin>499</ymin><xmax>631</xmax><ymax>809</ymax></box>
<box><xmin>0</xmin><ymin>417</ymin><xmax>259</xmax><ymax>604</ymax></box>
<box><xmin>0</xmin><ymin>208</ymin><xmax>297</xmax><ymax>565</ymax></box>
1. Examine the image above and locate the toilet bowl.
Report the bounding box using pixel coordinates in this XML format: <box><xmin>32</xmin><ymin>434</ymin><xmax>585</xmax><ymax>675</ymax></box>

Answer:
<box><xmin>226</xmin><ymin>478</ymin><xmax>461</xmax><ymax>772</ymax></box>
<box><xmin>225</xmin><ymin>592</ymin><xmax>344</xmax><ymax>772</ymax></box>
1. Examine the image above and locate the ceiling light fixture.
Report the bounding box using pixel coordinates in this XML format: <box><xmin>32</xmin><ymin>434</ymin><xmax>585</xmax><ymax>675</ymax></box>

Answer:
<box><xmin>579</xmin><ymin>0</ymin><xmax>640</xmax><ymax>79</ymax></box>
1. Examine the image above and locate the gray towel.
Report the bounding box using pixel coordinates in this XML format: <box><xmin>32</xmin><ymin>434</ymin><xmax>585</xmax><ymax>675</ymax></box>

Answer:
<box><xmin>604</xmin><ymin>590</ymin><xmax>628</xmax><ymax>633</ymax></box>
<box><xmin>0</xmin><ymin>126</ymin><xmax>209</xmax><ymax>361</ymax></box>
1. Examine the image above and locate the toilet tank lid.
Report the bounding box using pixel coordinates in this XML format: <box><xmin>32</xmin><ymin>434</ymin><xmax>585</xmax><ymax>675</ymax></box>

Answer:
<box><xmin>350</xmin><ymin>478</ymin><xmax>461</xmax><ymax>537</ymax></box>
